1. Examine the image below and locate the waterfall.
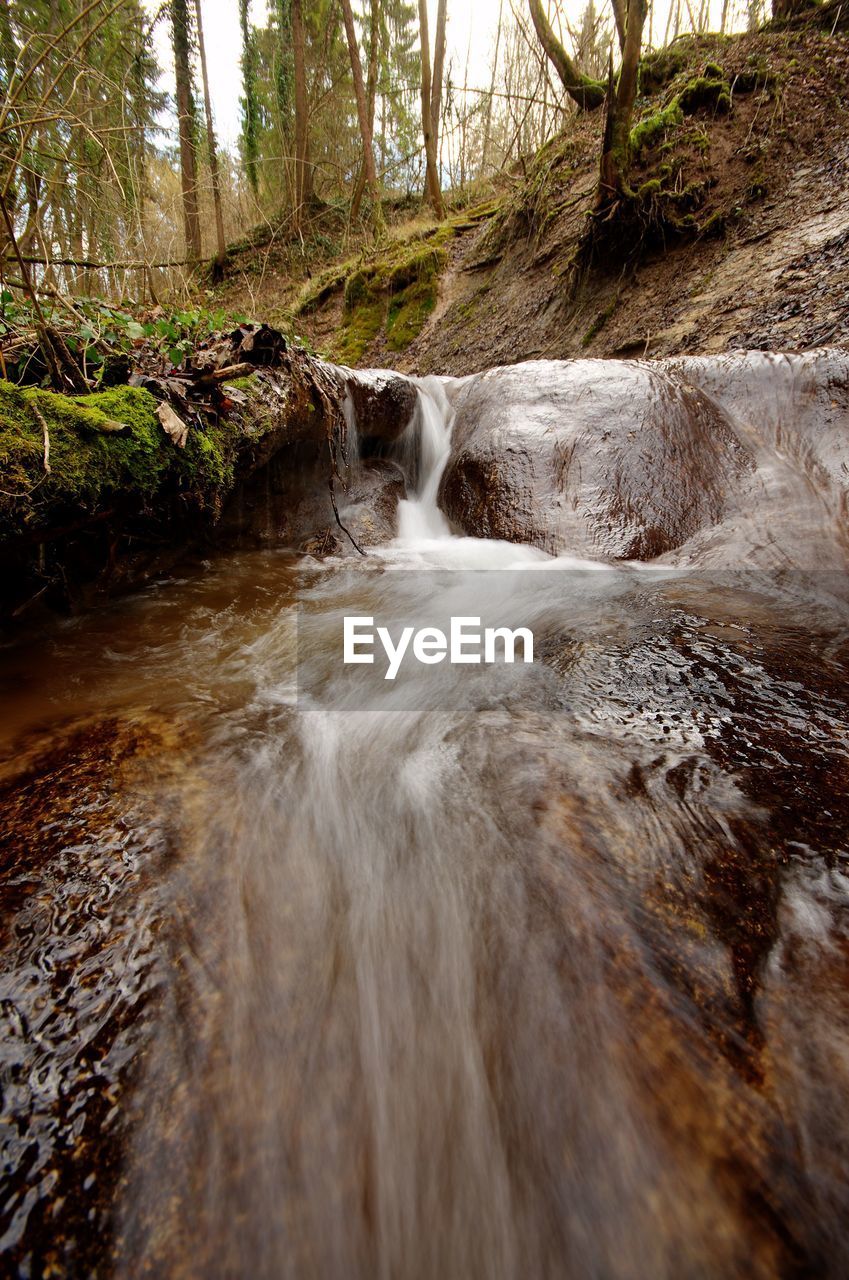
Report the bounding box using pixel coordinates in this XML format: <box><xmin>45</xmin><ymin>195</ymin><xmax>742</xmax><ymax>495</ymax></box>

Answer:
<box><xmin>394</xmin><ymin>377</ymin><xmax>455</xmax><ymax>543</ymax></box>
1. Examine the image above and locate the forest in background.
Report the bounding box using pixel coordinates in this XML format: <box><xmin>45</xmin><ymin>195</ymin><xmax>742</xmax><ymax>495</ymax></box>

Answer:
<box><xmin>0</xmin><ymin>0</ymin><xmax>818</xmax><ymax>313</ymax></box>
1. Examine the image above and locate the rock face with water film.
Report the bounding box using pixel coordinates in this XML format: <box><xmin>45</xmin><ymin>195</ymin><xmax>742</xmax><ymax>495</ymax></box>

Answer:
<box><xmin>439</xmin><ymin>351</ymin><xmax>849</xmax><ymax>564</ymax></box>
<box><xmin>438</xmin><ymin>359</ymin><xmax>754</xmax><ymax>559</ymax></box>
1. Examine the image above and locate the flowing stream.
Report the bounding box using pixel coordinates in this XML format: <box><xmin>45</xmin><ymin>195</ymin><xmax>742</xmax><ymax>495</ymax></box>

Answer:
<box><xmin>2</xmin><ymin>365</ymin><xmax>849</xmax><ymax>1278</ymax></box>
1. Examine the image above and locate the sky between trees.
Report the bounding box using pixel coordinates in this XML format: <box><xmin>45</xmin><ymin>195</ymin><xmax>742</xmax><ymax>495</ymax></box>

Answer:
<box><xmin>146</xmin><ymin>0</ymin><xmax>751</xmax><ymax>150</ymax></box>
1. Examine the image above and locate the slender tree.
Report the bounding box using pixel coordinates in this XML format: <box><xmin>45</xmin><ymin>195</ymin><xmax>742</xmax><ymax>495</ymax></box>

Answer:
<box><xmin>597</xmin><ymin>0</ymin><xmax>647</xmax><ymax>206</ymax></box>
<box><xmin>481</xmin><ymin>0</ymin><xmax>504</xmax><ymax>173</ymax></box>
<box><xmin>609</xmin><ymin>0</ymin><xmax>626</xmax><ymax>49</ymax></box>
<box><xmin>417</xmin><ymin>0</ymin><xmax>444</xmax><ymax>218</ymax></box>
<box><xmin>240</xmin><ymin>0</ymin><xmax>261</xmax><ymax>195</ymax></box>
<box><xmin>171</xmin><ymin>0</ymin><xmax>202</xmax><ymax>260</ymax></box>
<box><xmin>194</xmin><ymin>0</ymin><xmax>226</xmax><ymax>267</ymax></box>
<box><xmin>340</xmin><ymin>0</ymin><xmax>383</xmax><ymax>230</ymax></box>
<box><xmin>350</xmin><ymin>0</ymin><xmax>380</xmax><ymax>220</ymax></box>
<box><xmin>291</xmin><ymin>0</ymin><xmax>311</xmax><ymax>229</ymax></box>
<box><xmin>430</xmin><ymin>0</ymin><xmax>446</xmax><ymax>142</ymax></box>
<box><xmin>527</xmin><ymin>0</ymin><xmax>605</xmax><ymax>110</ymax></box>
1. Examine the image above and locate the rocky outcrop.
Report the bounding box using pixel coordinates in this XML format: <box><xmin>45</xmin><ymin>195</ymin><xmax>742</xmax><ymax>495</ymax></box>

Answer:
<box><xmin>663</xmin><ymin>348</ymin><xmax>849</xmax><ymax>519</ymax></box>
<box><xmin>342</xmin><ymin>368</ymin><xmax>418</xmax><ymax>444</ymax></box>
<box><xmin>439</xmin><ymin>358</ymin><xmax>754</xmax><ymax>559</ymax></box>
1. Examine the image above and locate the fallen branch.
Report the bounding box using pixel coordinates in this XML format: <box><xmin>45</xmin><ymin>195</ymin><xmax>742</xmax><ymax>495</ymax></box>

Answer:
<box><xmin>2</xmin><ymin>252</ymin><xmax>212</xmax><ymax>270</ymax></box>
<box><xmin>0</xmin><ymin>193</ymin><xmax>87</xmax><ymax>392</ymax></box>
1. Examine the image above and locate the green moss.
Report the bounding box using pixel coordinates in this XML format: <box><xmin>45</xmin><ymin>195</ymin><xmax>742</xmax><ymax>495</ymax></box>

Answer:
<box><xmin>678</xmin><ymin>75</ymin><xmax>732</xmax><ymax>114</ymax></box>
<box><xmin>668</xmin><ymin>180</ymin><xmax>709</xmax><ymax>210</ymax></box>
<box><xmin>332</xmin><ymin>298</ymin><xmax>386</xmax><ymax>366</ymax></box>
<box><xmin>295</xmin><ymin>262</ymin><xmax>353</xmax><ymax>314</ymax></box>
<box><xmin>386</xmin><ymin>279</ymin><xmax>437</xmax><ymax>351</ymax></box>
<box><xmin>223</xmin><ymin>374</ymin><xmax>259</xmax><ymax>391</ymax></box>
<box><xmin>639</xmin><ymin>46</ymin><xmax>688</xmax><ymax>94</ymax></box>
<box><xmin>630</xmin><ymin>100</ymin><xmax>684</xmax><ymax>154</ymax></box>
<box><xmin>699</xmin><ymin>210</ymin><xmax>727</xmax><ymax>238</ymax></box>
<box><xmin>183</xmin><ymin>417</ymin><xmax>243</xmax><ymax>496</ymax></box>
<box><xmin>0</xmin><ymin>383</ymin><xmax>155</xmax><ymax>536</ymax></box>
<box><xmin>637</xmin><ymin>178</ymin><xmax>663</xmax><ymax>200</ymax></box>
<box><xmin>344</xmin><ymin>268</ymin><xmax>372</xmax><ymax>311</ymax></box>
<box><xmin>370</xmin><ymin>237</ymin><xmax>449</xmax><ymax>293</ymax></box>
<box><xmin>581</xmin><ymin>294</ymin><xmax>619</xmax><ymax>347</ymax></box>
<box><xmin>685</xmin><ymin>124</ymin><xmax>712</xmax><ymax>153</ymax></box>
<box><xmin>0</xmin><ymin>379</ymin><xmax>247</xmax><ymax>538</ymax></box>
<box><xmin>703</xmin><ymin>61</ymin><xmax>724</xmax><ymax>79</ymax></box>
<box><xmin>315</xmin><ymin>231</ymin><xmax>452</xmax><ymax>364</ymax></box>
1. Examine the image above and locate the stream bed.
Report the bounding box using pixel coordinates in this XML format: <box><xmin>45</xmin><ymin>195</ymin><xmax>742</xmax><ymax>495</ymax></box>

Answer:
<box><xmin>2</xmin><ymin>360</ymin><xmax>849</xmax><ymax>1278</ymax></box>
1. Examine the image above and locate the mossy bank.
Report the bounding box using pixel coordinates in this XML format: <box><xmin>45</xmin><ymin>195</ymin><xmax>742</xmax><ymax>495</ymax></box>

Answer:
<box><xmin>259</xmin><ymin>23</ymin><xmax>849</xmax><ymax>376</ymax></box>
<box><xmin>0</xmin><ymin>342</ymin><xmax>357</xmax><ymax>620</ymax></box>
<box><xmin>0</xmin><ymin>382</ymin><xmax>244</xmax><ymax>544</ymax></box>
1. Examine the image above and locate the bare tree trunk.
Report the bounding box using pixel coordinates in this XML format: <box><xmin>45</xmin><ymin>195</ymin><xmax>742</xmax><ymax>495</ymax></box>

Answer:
<box><xmin>459</xmin><ymin>26</ymin><xmax>471</xmax><ymax>188</ymax></box>
<box><xmin>528</xmin><ymin>0</ymin><xmax>605</xmax><ymax>110</ymax></box>
<box><xmin>418</xmin><ymin>0</ymin><xmax>444</xmax><ymax>219</ymax></box>
<box><xmin>351</xmin><ymin>0</ymin><xmax>380</xmax><ymax>220</ymax></box>
<box><xmin>482</xmin><ymin>0</ymin><xmax>503</xmax><ymax>173</ymax></box>
<box><xmin>340</xmin><ymin>0</ymin><xmax>382</xmax><ymax>231</ymax></box>
<box><xmin>598</xmin><ymin>0</ymin><xmax>647</xmax><ymax>207</ymax></box>
<box><xmin>610</xmin><ymin>0</ymin><xmax>628</xmax><ymax>49</ymax></box>
<box><xmin>171</xmin><ymin>0</ymin><xmax>202</xmax><ymax>261</ymax></box>
<box><xmin>292</xmin><ymin>0</ymin><xmax>312</xmax><ymax>231</ymax></box>
<box><xmin>194</xmin><ymin>0</ymin><xmax>226</xmax><ymax>267</ymax></box>
<box><xmin>431</xmin><ymin>0</ymin><xmax>447</xmax><ymax>142</ymax></box>
<box><xmin>0</xmin><ymin>0</ymin><xmax>17</xmax><ymax>267</ymax></box>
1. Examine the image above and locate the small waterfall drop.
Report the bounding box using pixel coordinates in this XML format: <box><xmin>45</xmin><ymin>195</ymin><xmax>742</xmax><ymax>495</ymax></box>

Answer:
<box><xmin>395</xmin><ymin>376</ymin><xmax>455</xmax><ymax>543</ymax></box>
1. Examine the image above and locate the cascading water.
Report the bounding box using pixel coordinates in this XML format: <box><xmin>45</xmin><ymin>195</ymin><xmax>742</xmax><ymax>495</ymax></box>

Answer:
<box><xmin>2</xmin><ymin>361</ymin><xmax>849</xmax><ymax>1280</ymax></box>
<box><xmin>394</xmin><ymin>376</ymin><xmax>455</xmax><ymax>542</ymax></box>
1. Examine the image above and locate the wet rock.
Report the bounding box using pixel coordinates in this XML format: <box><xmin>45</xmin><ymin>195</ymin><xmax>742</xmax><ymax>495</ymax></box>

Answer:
<box><xmin>343</xmin><ymin>368</ymin><xmax>418</xmax><ymax>444</ymax></box>
<box><xmin>665</xmin><ymin>348</ymin><xmax>849</xmax><ymax>514</ymax></box>
<box><xmin>439</xmin><ymin>359</ymin><xmax>754</xmax><ymax>559</ymax></box>
<box><xmin>335</xmin><ymin>458</ymin><xmax>407</xmax><ymax>550</ymax></box>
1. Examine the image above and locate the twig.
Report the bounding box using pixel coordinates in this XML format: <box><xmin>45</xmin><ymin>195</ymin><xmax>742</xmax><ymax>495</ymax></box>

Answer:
<box><xmin>11</xmin><ymin>583</ymin><xmax>50</xmax><ymax>618</ymax></box>
<box><xmin>327</xmin><ymin>447</ymin><xmax>366</xmax><ymax>557</ymax></box>
<box><xmin>309</xmin><ymin>361</ymin><xmax>366</xmax><ymax>557</ymax></box>
<box><xmin>32</xmin><ymin>403</ymin><xmax>51</xmax><ymax>473</ymax></box>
